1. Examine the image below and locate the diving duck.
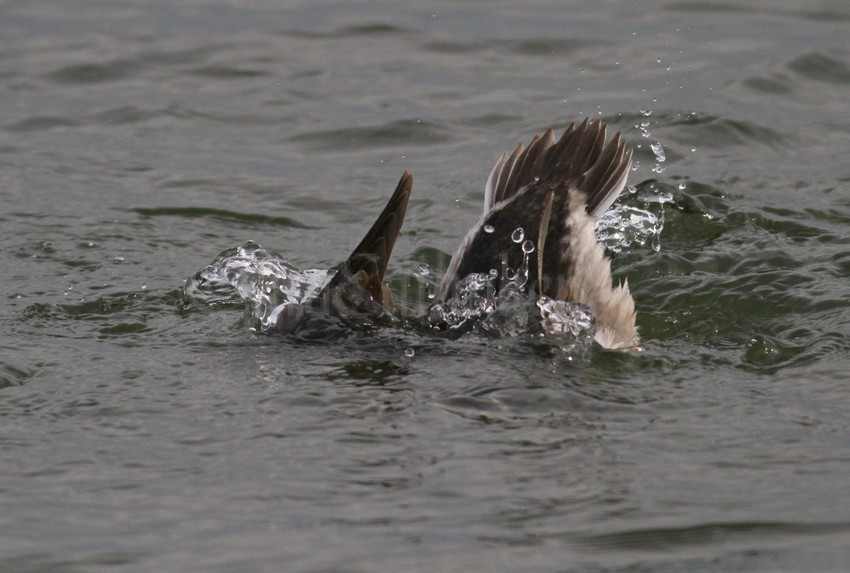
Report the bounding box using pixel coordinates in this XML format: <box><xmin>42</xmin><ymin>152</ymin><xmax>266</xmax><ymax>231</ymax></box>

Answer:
<box><xmin>273</xmin><ymin>118</ymin><xmax>638</xmax><ymax>350</ymax></box>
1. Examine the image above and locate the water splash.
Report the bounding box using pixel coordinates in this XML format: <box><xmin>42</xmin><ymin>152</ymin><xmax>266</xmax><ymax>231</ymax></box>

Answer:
<box><xmin>415</xmin><ymin>262</ymin><xmax>436</xmax><ymax>301</ymax></box>
<box><xmin>186</xmin><ymin>205</ymin><xmax>649</xmax><ymax>348</ymax></box>
<box><xmin>650</xmin><ymin>140</ymin><xmax>666</xmax><ymax>174</ymax></box>
<box><xmin>537</xmin><ymin>296</ymin><xmax>597</xmax><ymax>352</ymax></box>
<box><xmin>423</xmin><ymin>226</ymin><xmax>596</xmax><ymax>343</ymax></box>
<box><xmin>185</xmin><ymin>240</ymin><xmax>331</xmax><ymax>331</ymax></box>
<box><xmin>596</xmin><ymin>181</ymin><xmax>676</xmax><ymax>253</ymax></box>
<box><xmin>650</xmin><ymin>140</ymin><xmax>666</xmax><ymax>163</ymax></box>
<box><xmin>596</xmin><ymin>204</ymin><xmax>662</xmax><ymax>253</ymax></box>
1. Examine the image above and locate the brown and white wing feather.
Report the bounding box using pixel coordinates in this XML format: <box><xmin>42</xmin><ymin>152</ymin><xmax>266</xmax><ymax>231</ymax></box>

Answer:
<box><xmin>439</xmin><ymin>118</ymin><xmax>639</xmax><ymax>349</ymax></box>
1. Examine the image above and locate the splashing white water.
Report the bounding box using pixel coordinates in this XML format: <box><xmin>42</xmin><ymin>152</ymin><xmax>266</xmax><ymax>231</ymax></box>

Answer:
<box><xmin>187</xmin><ymin>192</ymin><xmax>661</xmax><ymax>346</ymax></box>
<box><xmin>185</xmin><ymin>241</ymin><xmax>331</xmax><ymax>331</ymax></box>
<box><xmin>596</xmin><ymin>182</ymin><xmax>675</xmax><ymax>253</ymax></box>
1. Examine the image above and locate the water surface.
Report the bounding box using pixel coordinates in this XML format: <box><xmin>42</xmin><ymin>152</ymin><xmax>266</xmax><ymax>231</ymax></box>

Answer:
<box><xmin>2</xmin><ymin>1</ymin><xmax>849</xmax><ymax>571</ymax></box>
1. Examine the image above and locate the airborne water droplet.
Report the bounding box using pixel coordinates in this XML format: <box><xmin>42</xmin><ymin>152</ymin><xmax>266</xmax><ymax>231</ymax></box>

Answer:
<box><xmin>483</xmin><ymin>224</ymin><xmax>495</xmax><ymax>234</ymax></box>
<box><xmin>650</xmin><ymin>140</ymin><xmax>666</xmax><ymax>163</ymax></box>
<box><xmin>511</xmin><ymin>228</ymin><xmax>524</xmax><ymax>243</ymax></box>
<box><xmin>522</xmin><ymin>239</ymin><xmax>535</xmax><ymax>254</ymax></box>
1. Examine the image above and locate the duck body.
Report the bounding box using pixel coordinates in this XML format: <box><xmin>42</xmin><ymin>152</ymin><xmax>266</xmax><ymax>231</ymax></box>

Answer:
<box><xmin>272</xmin><ymin>119</ymin><xmax>638</xmax><ymax>350</ymax></box>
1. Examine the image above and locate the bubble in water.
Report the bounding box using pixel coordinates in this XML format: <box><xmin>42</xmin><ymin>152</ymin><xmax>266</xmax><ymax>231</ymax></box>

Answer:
<box><xmin>404</xmin><ymin>347</ymin><xmax>415</xmax><ymax>358</ymax></box>
<box><xmin>678</xmin><ymin>182</ymin><xmax>687</xmax><ymax>190</ymax></box>
<box><xmin>511</xmin><ymin>228</ymin><xmax>525</xmax><ymax>243</ymax></box>
<box><xmin>417</xmin><ymin>262</ymin><xmax>431</xmax><ymax>276</ymax></box>
<box><xmin>521</xmin><ymin>239</ymin><xmax>535</xmax><ymax>254</ymax></box>
<box><xmin>483</xmin><ymin>224</ymin><xmax>495</xmax><ymax>234</ymax></box>
<box><xmin>640</xmin><ymin>109</ymin><xmax>652</xmax><ymax>117</ymax></box>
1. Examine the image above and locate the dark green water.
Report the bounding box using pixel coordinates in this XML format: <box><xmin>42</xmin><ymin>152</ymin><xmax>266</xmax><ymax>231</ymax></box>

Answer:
<box><xmin>1</xmin><ymin>1</ymin><xmax>849</xmax><ymax>571</ymax></box>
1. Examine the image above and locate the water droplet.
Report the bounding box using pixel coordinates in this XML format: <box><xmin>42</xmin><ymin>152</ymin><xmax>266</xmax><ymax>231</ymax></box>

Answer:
<box><xmin>511</xmin><ymin>228</ymin><xmax>524</xmax><ymax>243</ymax></box>
<box><xmin>627</xmin><ymin>184</ymin><xmax>637</xmax><ymax>194</ymax></box>
<box><xmin>678</xmin><ymin>182</ymin><xmax>687</xmax><ymax>190</ymax></box>
<box><xmin>141</xmin><ymin>283</ymin><xmax>147</xmax><ymax>290</ymax></box>
<box><xmin>483</xmin><ymin>224</ymin><xmax>495</xmax><ymax>234</ymax></box>
<box><xmin>522</xmin><ymin>239</ymin><xmax>535</xmax><ymax>254</ymax></box>
<box><xmin>640</xmin><ymin>109</ymin><xmax>652</xmax><ymax>116</ymax></box>
<box><xmin>113</xmin><ymin>256</ymin><xmax>125</xmax><ymax>263</ymax></box>
<box><xmin>404</xmin><ymin>347</ymin><xmax>415</xmax><ymax>358</ymax></box>
<box><xmin>417</xmin><ymin>263</ymin><xmax>431</xmax><ymax>276</ymax></box>
<box><xmin>650</xmin><ymin>140</ymin><xmax>666</xmax><ymax>162</ymax></box>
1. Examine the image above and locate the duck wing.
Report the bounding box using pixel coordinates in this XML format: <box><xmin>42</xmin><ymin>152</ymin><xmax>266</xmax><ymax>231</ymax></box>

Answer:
<box><xmin>438</xmin><ymin>119</ymin><xmax>638</xmax><ymax>349</ymax></box>
<box><xmin>439</xmin><ymin>118</ymin><xmax>631</xmax><ymax>301</ymax></box>
<box><xmin>317</xmin><ymin>170</ymin><xmax>413</xmax><ymax>312</ymax></box>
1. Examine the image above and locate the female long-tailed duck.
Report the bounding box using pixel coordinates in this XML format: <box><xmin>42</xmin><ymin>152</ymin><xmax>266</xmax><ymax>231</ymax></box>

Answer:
<box><xmin>274</xmin><ymin>118</ymin><xmax>638</xmax><ymax>350</ymax></box>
